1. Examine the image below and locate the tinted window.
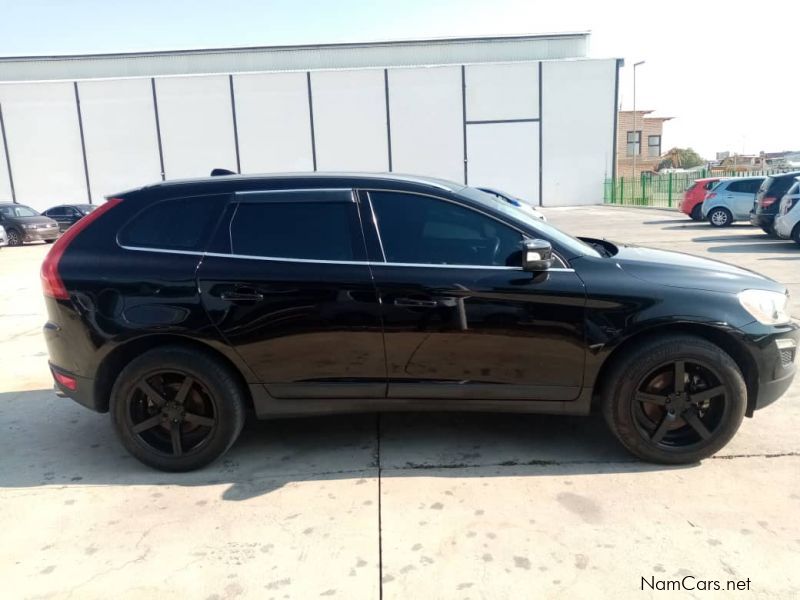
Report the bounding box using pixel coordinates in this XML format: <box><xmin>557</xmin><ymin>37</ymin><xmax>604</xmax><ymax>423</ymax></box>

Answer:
<box><xmin>229</xmin><ymin>193</ymin><xmax>360</xmax><ymax>261</ymax></box>
<box><xmin>703</xmin><ymin>180</ymin><xmax>718</xmax><ymax>190</ymax></box>
<box><xmin>772</xmin><ymin>176</ymin><xmax>799</xmax><ymax>197</ymax></box>
<box><xmin>119</xmin><ymin>194</ymin><xmax>226</xmax><ymax>251</ymax></box>
<box><xmin>370</xmin><ymin>191</ymin><xmax>522</xmax><ymax>266</ymax></box>
<box><xmin>46</xmin><ymin>207</ymin><xmax>66</xmax><ymax>217</ymax></box>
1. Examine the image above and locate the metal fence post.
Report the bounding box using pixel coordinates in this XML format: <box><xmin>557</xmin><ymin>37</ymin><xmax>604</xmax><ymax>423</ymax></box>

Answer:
<box><xmin>668</xmin><ymin>172</ymin><xmax>673</xmax><ymax>207</ymax></box>
<box><xmin>620</xmin><ymin>177</ymin><xmax>624</xmax><ymax>205</ymax></box>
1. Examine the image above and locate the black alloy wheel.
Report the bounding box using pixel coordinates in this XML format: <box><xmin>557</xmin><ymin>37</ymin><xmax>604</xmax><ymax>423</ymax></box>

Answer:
<box><xmin>7</xmin><ymin>229</ymin><xmax>22</xmax><ymax>246</ymax></box>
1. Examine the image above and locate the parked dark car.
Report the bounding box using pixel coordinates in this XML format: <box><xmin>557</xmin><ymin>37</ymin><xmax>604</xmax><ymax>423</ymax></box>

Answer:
<box><xmin>750</xmin><ymin>171</ymin><xmax>800</xmax><ymax>235</ymax></box>
<box><xmin>43</xmin><ymin>204</ymin><xmax>97</xmax><ymax>232</ymax></box>
<box><xmin>0</xmin><ymin>202</ymin><xmax>60</xmax><ymax>245</ymax></box>
<box><xmin>42</xmin><ymin>173</ymin><xmax>798</xmax><ymax>472</ymax></box>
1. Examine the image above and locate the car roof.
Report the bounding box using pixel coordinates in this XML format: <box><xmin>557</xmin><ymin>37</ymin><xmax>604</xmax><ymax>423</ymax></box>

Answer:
<box><xmin>131</xmin><ymin>171</ymin><xmax>466</xmax><ymax>195</ymax></box>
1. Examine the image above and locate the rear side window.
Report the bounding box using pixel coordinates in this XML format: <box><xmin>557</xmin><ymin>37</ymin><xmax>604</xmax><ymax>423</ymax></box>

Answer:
<box><xmin>727</xmin><ymin>179</ymin><xmax>761</xmax><ymax>193</ymax></box>
<box><xmin>228</xmin><ymin>190</ymin><xmax>361</xmax><ymax>261</ymax></box>
<box><xmin>771</xmin><ymin>176</ymin><xmax>799</xmax><ymax>197</ymax></box>
<box><xmin>119</xmin><ymin>194</ymin><xmax>226</xmax><ymax>251</ymax></box>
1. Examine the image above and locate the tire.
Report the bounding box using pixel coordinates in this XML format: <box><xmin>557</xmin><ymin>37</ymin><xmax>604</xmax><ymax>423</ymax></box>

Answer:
<box><xmin>707</xmin><ymin>207</ymin><xmax>732</xmax><ymax>227</ymax></box>
<box><xmin>110</xmin><ymin>345</ymin><xmax>246</xmax><ymax>472</ymax></box>
<box><xmin>6</xmin><ymin>228</ymin><xmax>22</xmax><ymax>246</ymax></box>
<box><xmin>791</xmin><ymin>223</ymin><xmax>800</xmax><ymax>246</ymax></box>
<box><xmin>761</xmin><ymin>225</ymin><xmax>777</xmax><ymax>237</ymax></box>
<box><xmin>689</xmin><ymin>205</ymin><xmax>703</xmax><ymax>221</ymax></box>
<box><xmin>45</xmin><ymin>239</ymin><xmax>56</xmax><ymax>244</ymax></box>
<box><xmin>602</xmin><ymin>335</ymin><xmax>746</xmax><ymax>464</ymax></box>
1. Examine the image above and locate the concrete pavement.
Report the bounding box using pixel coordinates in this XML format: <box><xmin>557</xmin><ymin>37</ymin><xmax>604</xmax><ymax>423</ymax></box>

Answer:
<box><xmin>1</xmin><ymin>206</ymin><xmax>798</xmax><ymax>599</ymax></box>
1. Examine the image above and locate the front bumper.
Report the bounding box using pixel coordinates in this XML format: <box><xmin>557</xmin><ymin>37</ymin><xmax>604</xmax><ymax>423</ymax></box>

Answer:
<box><xmin>742</xmin><ymin>321</ymin><xmax>799</xmax><ymax>414</ymax></box>
<box><xmin>22</xmin><ymin>227</ymin><xmax>59</xmax><ymax>242</ymax></box>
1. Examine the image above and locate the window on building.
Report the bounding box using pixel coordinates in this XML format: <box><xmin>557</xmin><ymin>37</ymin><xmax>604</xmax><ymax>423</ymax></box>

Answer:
<box><xmin>648</xmin><ymin>135</ymin><xmax>661</xmax><ymax>158</ymax></box>
<box><xmin>626</xmin><ymin>131</ymin><xmax>641</xmax><ymax>156</ymax></box>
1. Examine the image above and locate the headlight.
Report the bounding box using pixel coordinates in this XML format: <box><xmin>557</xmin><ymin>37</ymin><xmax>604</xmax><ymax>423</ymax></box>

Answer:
<box><xmin>738</xmin><ymin>289</ymin><xmax>791</xmax><ymax>325</ymax></box>
<box><xmin>22</xmin><ymin>223</ymin><xmax>37</xmax><ymax>229</ymax></box>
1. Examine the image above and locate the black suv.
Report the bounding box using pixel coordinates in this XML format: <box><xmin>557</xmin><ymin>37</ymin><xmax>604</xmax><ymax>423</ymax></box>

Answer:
<box><xmin>750</xmin><ymin>170</ymin><xmax>800</xmax><ymax>235</ymax></box>
<box><xmin>0</xmin><ymin>202</ymin><xmax>60</xmax><ymax>245</ymax></box>
<box><xmin>42</xmin><ymin>173</ymin><xmax>798</xmax><ymax>471</ymax></box>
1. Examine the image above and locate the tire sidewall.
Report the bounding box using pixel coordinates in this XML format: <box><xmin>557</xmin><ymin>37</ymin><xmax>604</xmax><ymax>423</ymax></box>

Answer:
<box><xmin>110</xmin><ymin>347</ymin><xmax>245</xmax><ymax>472</ymax></box>
<box><xmin>708</xmin><ymin>208</ymin><xmax>731</xmax><ymax>227</ymax></box>
<box><xmin>604</xmin><ymin>336</ymin><xmax>746</xmax><ymax>464</ymax></box>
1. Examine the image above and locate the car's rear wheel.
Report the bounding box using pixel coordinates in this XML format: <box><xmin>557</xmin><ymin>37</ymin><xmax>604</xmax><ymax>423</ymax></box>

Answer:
<box><xmin>791</xmin><ymin>223</ymin><xmax>800</xmax><ymax>246</ymax></box>
<box><xmin>6</xmin><ymin>228</ymin><xmax>22</xmax><ymax>246</ymax></box>
<box><xmin>761</xmin><ymin>225</ymin><xmax>777</xmax><ymax>237</ymax></box>
<box><xmin>110</xmin><ymin>346</ymin><xmax>246</xmax><ymax>472</ymax></box>
<box><xmin>707</xmin><ymin>207</ymin><xmax>732</xmax><ymax>227</ymax></box>
<box><xmin>602</xmin><ymin>335</ymin><xmax>746</xmax><ymax>464</ymax></box>
<box><xmin>689</xmin><ymin>205</ymin><xmax>703</xmax><ymax>221</ymax></box>
<box><xmin>45</xmin><ymin>239</ymin><xmax>56</xmax><ymax>244</ymax></box>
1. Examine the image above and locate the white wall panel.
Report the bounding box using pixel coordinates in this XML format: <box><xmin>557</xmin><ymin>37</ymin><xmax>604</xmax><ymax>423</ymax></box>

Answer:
<box><xmin>542</xmin><ymin>59</ymin><xmax>616</xmax><ymax>206</ymax></box>
<box><xmin>0</xmin><ymin>82</ymin><xmax>87</xmax><ymax>210</ymax></box>
<box><xmin>155</xmin><ymin>75</ymin><xmax>237</xmax><ymax>179</ymax></box>
<box><xmin>233</xmin><ymin>72</ymin><xmax>313</xmax><ymax>173</ymax></box>
<box><xmin>78</xmin><ymin>78</ymin><xmax>162</xmax><ymax>200</ymax></box>
<box><xmin>465</xmin><ymin>63</ymin><xmax>539</xmax><ymax>121</ymax></box>
<box><xmin>467</xmin><ymin>122</ymin><xmax>539</xmax><ymax>204</ymax></box>
<box><xmin>388</xmin><ymin>66</ymin><xmax>463</xmax><ymax>183</ymax></box>
<box><xmin>310</xmin><ymin>69</ymin><xmax>387</xmax><ymax>171</ymax></box>
<box><xmin>0</xmin><ymin>125</ymin><xmax>11</xmax><ymax>201</ymax></box>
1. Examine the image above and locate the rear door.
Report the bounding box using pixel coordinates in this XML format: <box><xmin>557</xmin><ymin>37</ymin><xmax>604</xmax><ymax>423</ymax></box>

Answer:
<box><xmin>725</xmin><ymin>179</ymin><xmax>761</xmax><ymax>219</ymax></box>
<box><xmin>197</xmin><ymin>188</ymin><xmax>386</xmax><ymax>399</ymax></box>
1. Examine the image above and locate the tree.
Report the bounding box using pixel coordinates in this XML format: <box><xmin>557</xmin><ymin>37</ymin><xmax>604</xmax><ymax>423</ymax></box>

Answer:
<box><xmin>657</xmin><ymin>147</ymin><xmax>705</xmax><ymax>170</ymax></box>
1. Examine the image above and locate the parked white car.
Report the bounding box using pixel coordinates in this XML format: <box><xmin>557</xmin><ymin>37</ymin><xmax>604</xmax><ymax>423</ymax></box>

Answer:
<box><xmin>774</xmin><ymin>177</ymin><xmax>800</xmax><ymax>245</ymax></box>
<box><xmin>476</xmin><ymin>187</ymin><xmax>547</xmax><ymax>221</ymax></box>
<box><xmin>0</xmin><ymin>224</ymin><xmax>7</xmax><ymax>247</ymax></box>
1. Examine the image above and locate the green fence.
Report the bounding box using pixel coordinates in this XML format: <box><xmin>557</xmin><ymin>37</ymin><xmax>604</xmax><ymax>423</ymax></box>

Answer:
<box><xmin>603</xmin><ymin>169</ymin><xmax>788</xmax><ymax>208</ymax></box>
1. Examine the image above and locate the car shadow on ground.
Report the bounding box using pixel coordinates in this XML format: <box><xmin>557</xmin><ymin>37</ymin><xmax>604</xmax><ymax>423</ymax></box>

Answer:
<box><xmin>0</xmin><ymin>389</ymin><xmax>692</xmax><ymax>501</ymax></box>
<box><xmin>706</xmin><ymin>241</ymin><xmax>799</xmax><ymax>254</ymax></box>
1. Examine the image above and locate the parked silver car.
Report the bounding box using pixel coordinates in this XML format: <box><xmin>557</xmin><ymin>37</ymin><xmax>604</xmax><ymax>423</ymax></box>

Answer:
<box><xmin>775</xmin><ymin>177</ymin><xmax>800</xmax><ymax>245</ymax></box>
<box><xmin>701</xmin><ymin>176</ymin><xmax>765</xmax><ymax>227</ymax></box>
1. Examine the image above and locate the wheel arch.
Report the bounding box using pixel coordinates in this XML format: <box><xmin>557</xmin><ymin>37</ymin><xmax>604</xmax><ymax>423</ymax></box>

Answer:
<box><xmin>94</xmin><ymin>334</ymin><xmax>253</xmax><ymax>413</ymax></box>
<box><xmin>591</xmin><ymin>322</ymin><xmax>759</xmax><ymax>417</ymax></box>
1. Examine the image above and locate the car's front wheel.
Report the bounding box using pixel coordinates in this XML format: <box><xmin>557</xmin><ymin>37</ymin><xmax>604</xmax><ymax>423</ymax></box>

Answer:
<box><xmin>602</xmin><ymin>335</ymin><xmax>746</xmax><ymax>464</ymax></box>
<box><xmin>6</xmin><ymin>228</ymin><xmax>22</xmax><ymax>246</ymax></box>
<box><xmin>707</xmin><ymin>207</ymin><xmax>732</xmax><ymax>227</ymax></box>
<box><xmin>110</xmin><ymin>345</ymin><xmax>246</xmax><ymax>471</ymax></box>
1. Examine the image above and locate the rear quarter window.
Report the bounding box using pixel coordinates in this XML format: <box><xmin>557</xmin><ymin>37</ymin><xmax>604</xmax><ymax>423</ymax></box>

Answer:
<box><xmin>118</xmin><ymin>194</ymin><xmax>227</xmax><ymax>251</ymax></box>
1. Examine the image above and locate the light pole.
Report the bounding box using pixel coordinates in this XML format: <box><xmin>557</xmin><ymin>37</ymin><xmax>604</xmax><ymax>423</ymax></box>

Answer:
<box><xmin>632</xmin><ymin>60</ymin><xmax>645</xmax><ymax>181</ymax></box>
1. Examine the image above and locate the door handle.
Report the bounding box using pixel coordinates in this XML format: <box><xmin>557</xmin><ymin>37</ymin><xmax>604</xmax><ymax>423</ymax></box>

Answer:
<box><xmin>394</xmin><ymin>298</ymin><xmax>438</xmax><ymax>308</ymax></box>
<box><xmin>220</xmin><ymin>288</ymin><xmax>264</xmax><ymax>302</ymax></box>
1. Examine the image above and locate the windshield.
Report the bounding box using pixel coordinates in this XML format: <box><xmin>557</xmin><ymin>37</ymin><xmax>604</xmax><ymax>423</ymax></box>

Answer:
<box><xmin>460</xmin><ymin>187</ymin><xmax>601</xmax><ymax>258</ymax></box>
<box><xmin>0</xmin><ymin>204</ymin><xmax>40</xmax><ymax>217</ymax></box>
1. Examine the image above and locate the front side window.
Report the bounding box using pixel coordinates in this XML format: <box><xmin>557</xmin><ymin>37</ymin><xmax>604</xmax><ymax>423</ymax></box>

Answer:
<box><xmin>648</xmin><ymin>135</ymin><xmax>661</xmax><ymax>157</ymax></box>
<box><xmin>119</xmin><ymin>194</ymin><xmax>226</xmax><ymax>251</ymax></box>
<box><xmin>626</xmin><ymin>131</ymin><xmax>641</xmax><ymax>156</ymax></box>
<box><xmin>369</xmin><ymin>191</ymin><xmax>522</xmax><ymax>267</ymax></box>
<box><xmin>229</xmin><ymin>191</ymin><xmax>360</xmax><ymax>261</ymax></box>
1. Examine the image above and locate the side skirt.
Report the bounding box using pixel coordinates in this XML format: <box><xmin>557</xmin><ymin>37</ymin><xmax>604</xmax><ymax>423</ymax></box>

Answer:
<box><xmin>248</xmin><ymin>384</ymin><xmax>593</xmax><ymax>419</ymax></box>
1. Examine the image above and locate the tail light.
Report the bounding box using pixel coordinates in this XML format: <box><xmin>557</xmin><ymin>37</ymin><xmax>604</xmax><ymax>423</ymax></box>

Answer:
<box><xmin>51</xmin><ymin>368</ymin><xmax>78</xmax><ymax>391</ymax></box>
<box><xmin>760</xmin><ymin>196</ymin><xmax>776</xmax><ymax>208</ymax></box>
<box><xmin>41</xmin><ymin>198</ymin><xmax>122</xmax><ymax>299</ymax></box>
<box><xmin>705</xmin><ymin>192</ymin><xmax>717</xmax><ymax>200</ymax></box>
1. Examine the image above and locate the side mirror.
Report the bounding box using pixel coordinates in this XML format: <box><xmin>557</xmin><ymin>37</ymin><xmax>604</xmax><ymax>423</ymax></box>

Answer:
<box><xmin>521</xmin><ymin>238</ymin><xmax>553</xmax><ymax>272</ymax></box>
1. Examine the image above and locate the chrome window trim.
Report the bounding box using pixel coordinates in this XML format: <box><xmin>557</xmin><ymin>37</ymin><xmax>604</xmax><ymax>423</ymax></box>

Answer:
<box><xmin>117</xmin><ymin>243</ymin><xmax>575</xmax><ymax>272</ymax></box>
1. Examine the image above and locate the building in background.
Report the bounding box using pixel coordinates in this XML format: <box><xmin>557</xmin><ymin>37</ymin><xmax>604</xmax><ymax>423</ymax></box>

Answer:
<box><xmin>0</xmin><ymin>33</ymin><xmax>621</xmax><ymax>210</ymax></box>
<box><xmin>616</xmin><ymin>110</ymin><xmax>672</xmax><ymax>178</ymax></box>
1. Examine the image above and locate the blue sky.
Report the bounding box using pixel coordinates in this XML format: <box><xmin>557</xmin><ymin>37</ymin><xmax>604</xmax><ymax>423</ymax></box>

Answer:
<box><xmin>1</xmin><ymin>0</ymin><xmax>798</xmax><ymax>158</ymax></box>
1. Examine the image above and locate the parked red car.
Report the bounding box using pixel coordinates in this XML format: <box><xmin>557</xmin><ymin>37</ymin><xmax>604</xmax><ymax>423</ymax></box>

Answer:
<box><xmin>680</xmin><ymin>177</ymin><xmax>721</xmax><ymax>220</ymax></box>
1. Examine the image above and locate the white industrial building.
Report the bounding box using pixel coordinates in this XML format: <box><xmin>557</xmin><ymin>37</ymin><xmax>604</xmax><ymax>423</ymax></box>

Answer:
<box><xmin>0</xmin><ymin>33</ymin><xmax>621</xmax><ymax>211</ymax></box>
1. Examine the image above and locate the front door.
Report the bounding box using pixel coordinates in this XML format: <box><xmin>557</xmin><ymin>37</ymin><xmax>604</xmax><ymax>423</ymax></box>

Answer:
<box><xmin>197</xmin><ymin>189</ymin><xmax>386</xmax><ymax>399</ymax></box>
<box><xmin>361</xmin><ymin>190</ymin><xmax>586</xmax><ymax>401</ymax></box>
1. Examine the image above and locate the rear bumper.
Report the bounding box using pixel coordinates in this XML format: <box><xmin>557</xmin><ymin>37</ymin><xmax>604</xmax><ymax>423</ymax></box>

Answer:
<box><xmin>750</xmin><ymin>212</ymin><xmax>775</xmax><ymax>229</ymax></box>
<box><xmin>49</xmin><ymin>363</ymin><xmax>104</xmax><ymax>412</ymax></box>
